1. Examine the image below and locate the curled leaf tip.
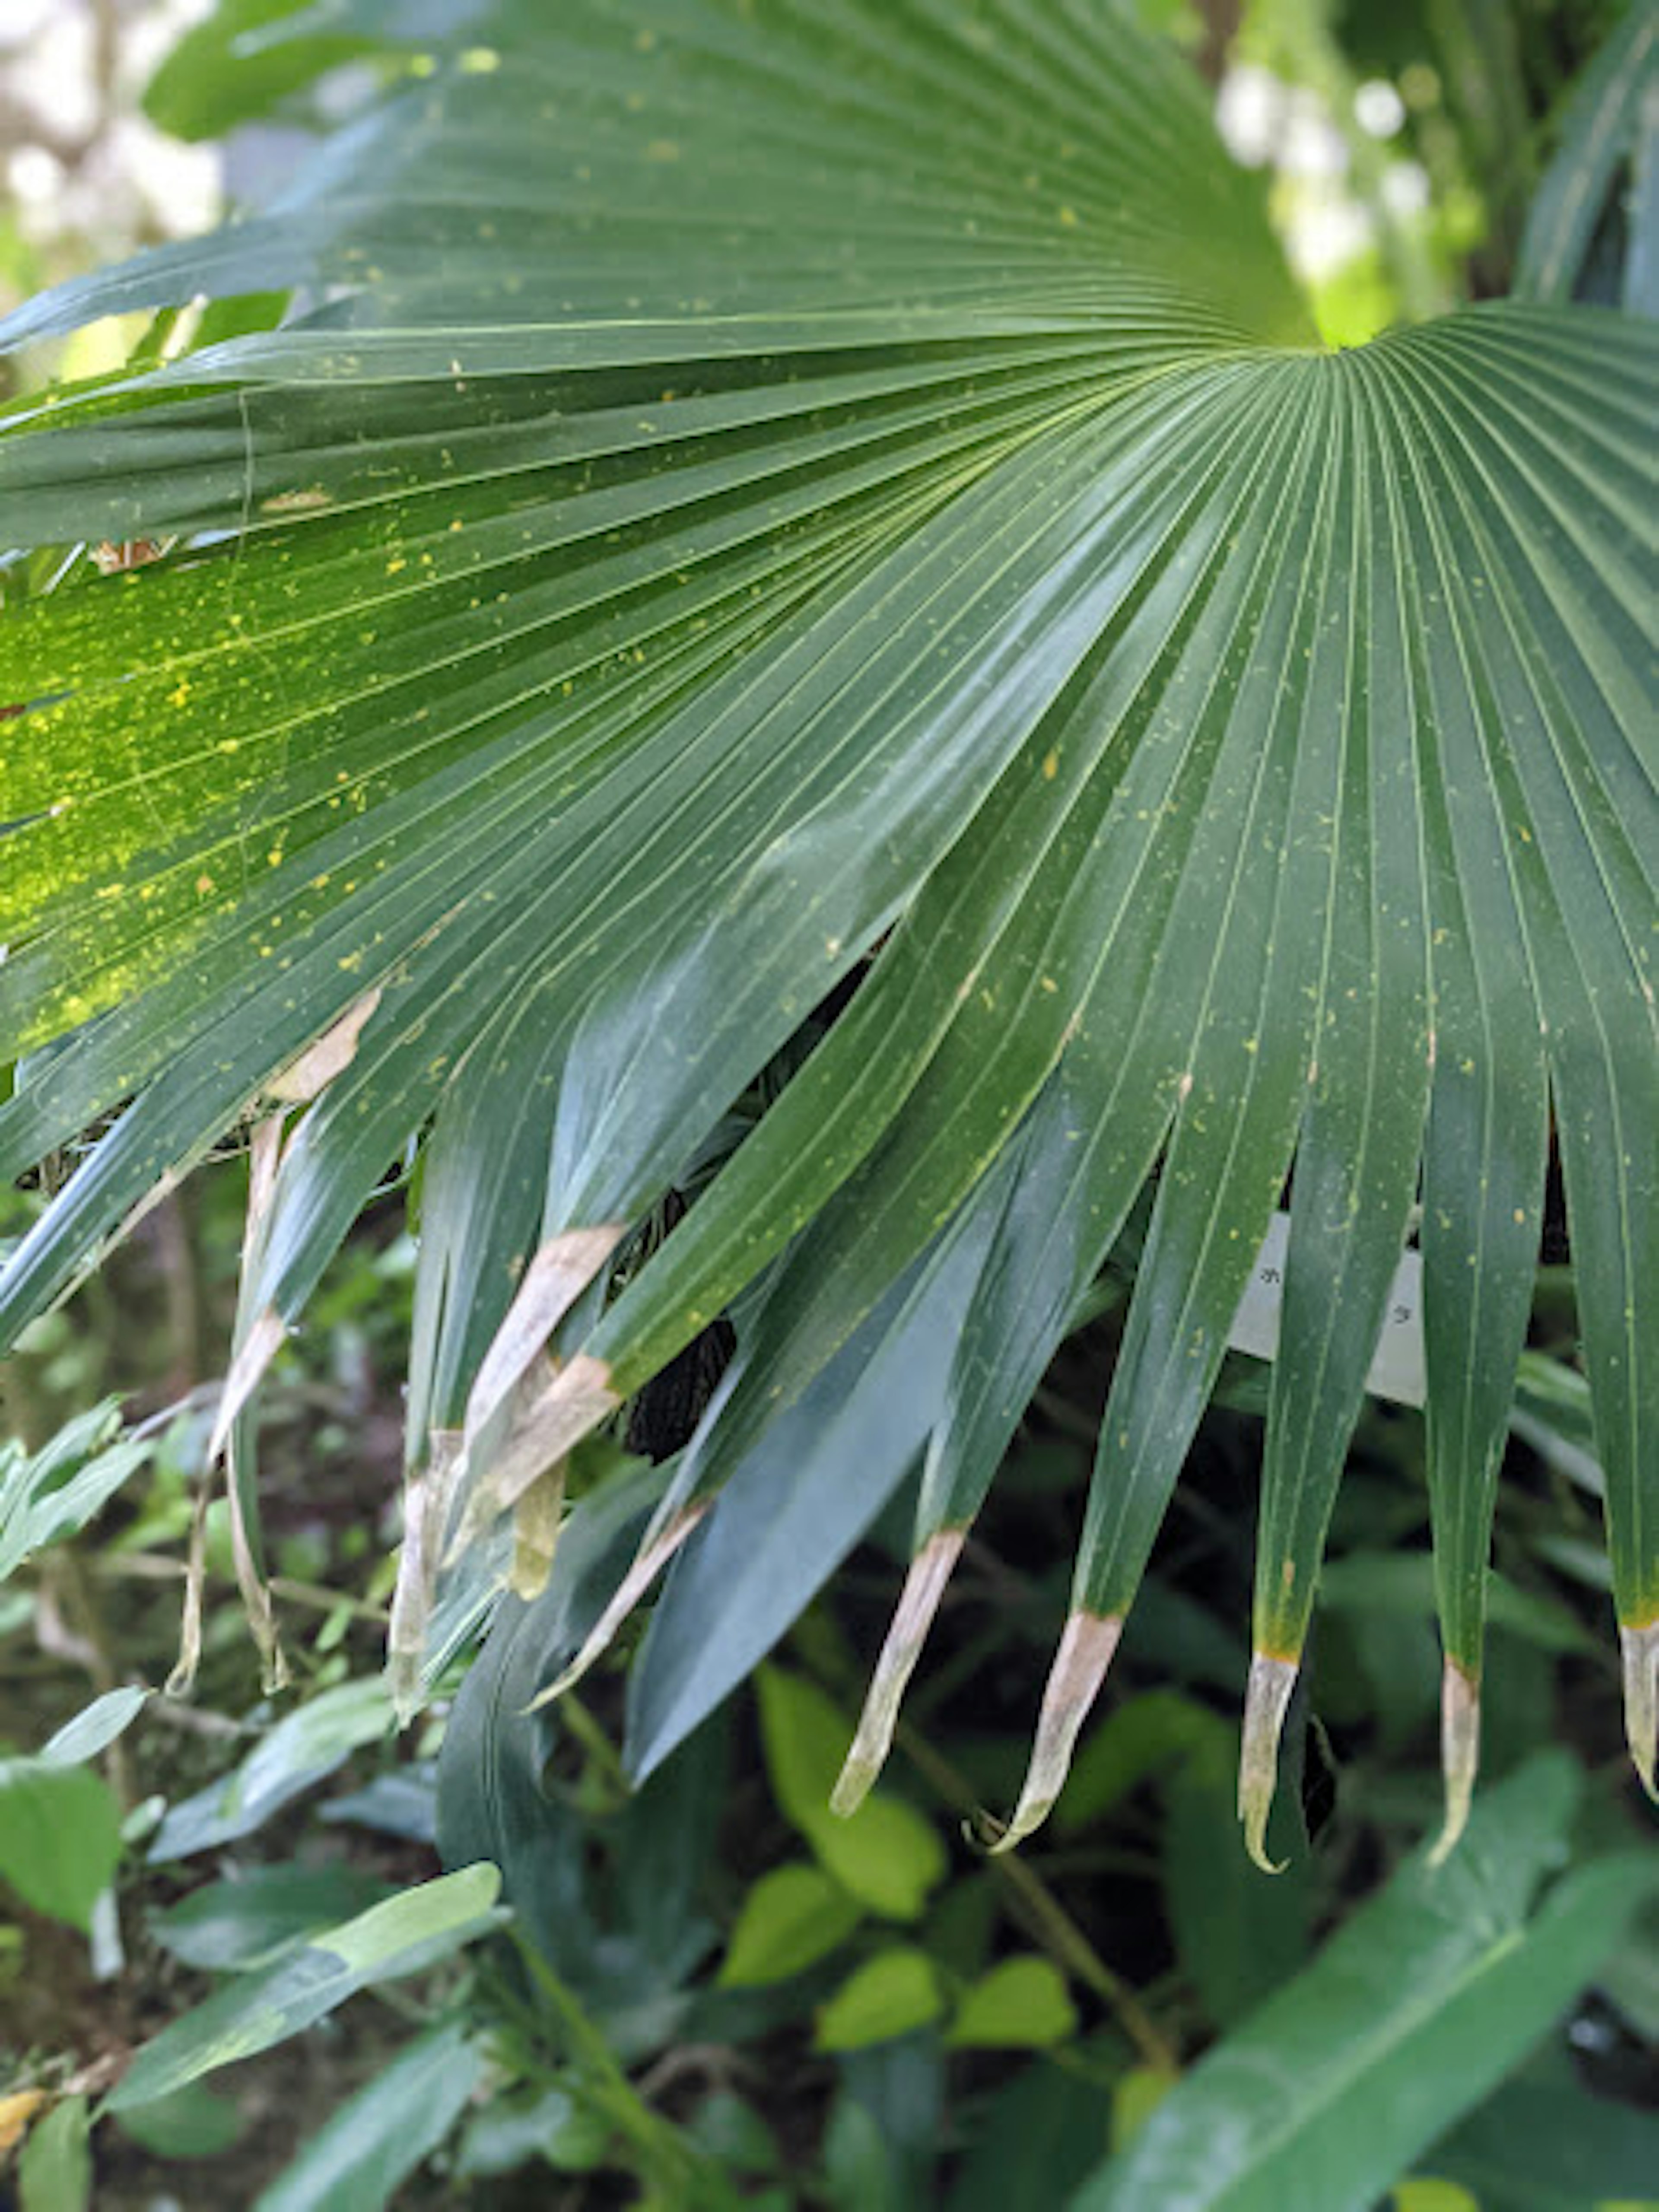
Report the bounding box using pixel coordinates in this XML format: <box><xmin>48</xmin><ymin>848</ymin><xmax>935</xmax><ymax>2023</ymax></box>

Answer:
<box><xmin>1428</xmin><ymin>1659</ymin><xmax>1481</xmax><ymax>1867</ymax></box>
<box><xmin>519</xmin><ymin>1500</ymin><xmax>710</xmax><ymax>1716</ymax></box>
<box><xmin>988</xmin><ymin>1611</ymin><xmax>1122</xmax><ymax>1856</ymax></box>
<box><xmin>832</xmin><ymin>1529</ymin><xmax>965</xmax><ymax>1817</ymax></box>
<box><xmin>1620</xmin><ymin>1622</ymin><xmax>1659</xmax><ymax>1802</ymax></box>
<box><xmin>1238</xmin><ymin>1650</ymin><xmax>1298</xmax><ymax>1873</ymax></box>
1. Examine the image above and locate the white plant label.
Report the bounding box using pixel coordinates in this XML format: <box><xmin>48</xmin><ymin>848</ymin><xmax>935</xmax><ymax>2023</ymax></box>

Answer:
<box><xmin>1227</xmin><ymin>1210</ymin><xmax>1426</xmax><ymax>1408</ymax></box>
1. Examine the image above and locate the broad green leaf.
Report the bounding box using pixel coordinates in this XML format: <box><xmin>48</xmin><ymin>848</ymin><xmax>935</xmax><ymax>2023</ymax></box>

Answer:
<box><xmin>755</xmin><ymin>1668</ymin><xmax>947</xmax><ymax>1922</ymax></box>
<box><xmin>1072</xmin><ymin>1755</ymin><xmax>1659</xmax><ymax>2212</ymax></box>
<box><xmin>0</xmin><ymin>0</ymin><xmax>1653</xmax><ymax>1845</ymax></box>
<box><xmin>111</xmin><ymin>2083</ymin><xmax>246</xmax><ymax>2160</ymax></box>
<box><xmin>39</xmin><ymin>1686</ymin><xmax>150</xmax><ymax>1766</ymax></box>
<box><xmin>814</xmin><ymin>1948</ymin><xmax>944</xmax><ymax>2052</ymax></box>
<box><xmin>0</xmin><ymin>1404</ymin><xmax>153</xmax><ymax>1581</ymax></box>
<box><xmin>719</xmin><ymin>1863</ymin><xmax>864</xmax><ymax>1989</ymax></box>
<box><xmin>144</xmin><ymin>0</ymin><xmax>397</xmax><ymax>143</ymax></box>
<box><xmin>947</xmin><ymin>1956</ymin><xmax>1079</xmax><ymax>2050</ymax></box>
<box><xmin>148</xmin><ymin>1675</ymin><xmax>394</xmax><ymax>1860</ymax></box>
<box><xmin>108</xmin><ymin>1864</ymin><xmax>503</xmax><ymax>2111</ymax></box>
<box><xmin>151</xmin><ymin>1864</ymin><xmax>398</xmax><ymax>1972</ymax></box>
<box><xmin>0</xmin><ymin>1760</ymin><xmax>123</xmax><ymax>1932</ymax></box>
<box><xmin>1109</xmin><ymin>2067</ymin><xmax>1178</xmax><ymax>2156</ymax></box>
<box><xmin>1424</xmin><ymin>2057</ymin><xmax>1659</xmax><ymax>2212</ymax></box>
<box><xmin>251</xmin><ymin>2017</ymin><xmax>484</xmax><ymax>2212</ymax></box>
<box><xmin>17</xmin><ymin>2096</ymin><xmax>91</xmax><ymax>2212</ymax></box>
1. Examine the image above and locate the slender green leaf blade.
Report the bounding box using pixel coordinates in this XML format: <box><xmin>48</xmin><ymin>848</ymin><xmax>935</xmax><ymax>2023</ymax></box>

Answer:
<box><xmin>1073</xmin><ymin>1757</ymin><xmax>1659</xmax><ymax>2212</ymax></box>
<box><xmin>108</xmin><ymin>1866</ymin><xmax>503</xmax><ymax>2111</ymax></box>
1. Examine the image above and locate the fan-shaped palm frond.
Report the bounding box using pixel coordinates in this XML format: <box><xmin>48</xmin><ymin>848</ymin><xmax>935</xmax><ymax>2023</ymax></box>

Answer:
<box><xmin>1</xmin><ymin>0</ymin><xmax>1653</xmax><ymax>1857</ymax></box>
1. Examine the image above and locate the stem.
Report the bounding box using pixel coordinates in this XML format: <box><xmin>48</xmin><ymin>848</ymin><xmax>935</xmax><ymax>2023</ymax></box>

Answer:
<box><xmin>893</xmin><ymin>1719</ymin><xmax>1179</xmax><ymax>2075</ymax></box>
<box><xmin>509</xmin><ymin>1934</ymin><xmax>744</xmax><ymax>2209</ymax></box>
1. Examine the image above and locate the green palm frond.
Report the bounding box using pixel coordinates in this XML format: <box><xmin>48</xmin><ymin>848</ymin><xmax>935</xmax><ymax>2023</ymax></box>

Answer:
<box><xmin>1</xmin><ymin>0</ymin><xmax>1653</xmax><ymax>1858</ymax></box>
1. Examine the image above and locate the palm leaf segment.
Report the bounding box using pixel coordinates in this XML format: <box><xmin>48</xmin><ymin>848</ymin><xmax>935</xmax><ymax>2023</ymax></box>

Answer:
<box><xmin>0</xmin><ymin>0</ymin><xmax>1653</xmax><ymax>1855</ymax></box>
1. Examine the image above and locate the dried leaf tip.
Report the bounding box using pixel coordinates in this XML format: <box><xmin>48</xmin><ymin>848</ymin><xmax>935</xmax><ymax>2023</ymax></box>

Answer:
<box><xmin>520</xmin><ymin>1501</ymin><xmax>710</xmax><ymax>1717</ymax></box>
<box><xmin>386</xmin><ymin>1432</ymin><xmax>462</xmax><ymax>1727</ymax></box>
<box><xmin>1238</xmin><ymin>1651</ymin><xmax>1297</xmax><ymax>1873</ymax></box>
<box><xmin>463</xmin><ymin>1224</ymin><xmax>626</xmax><ymax>1452</ymax></box>
<box><xmin>986</xmin><ymin>1612</ymin><xmax>1121</xmax><ymax>1856</ymax></box>
<box><xmin>832</xmin><ymin>1532</ymin><xmax>964</xmax><ymax>1818</ymax></box>
<box><xmin>1621</xmin><ymin>1622</ymin><xmax>1658</xmax><ymax>1802</ymax></box>
<box><xmin>445</xmin><ymin>1349</ymin><xmax>622</xmax><ymax>1561</ymax></box>
<box><xmin>1428</xmin><ymin>1659</ymin><xmax>1481</xmax><ymax>1867</ymax></box>
<box><xmin>508</xmin><ymin>1462</ymin><xmax>566</xmax><ymax>1602</ymax></box>
<box><xmin>265</xmin><ymin>988</ymin><xmax>383</xmax><ymax>1103</ymax></box>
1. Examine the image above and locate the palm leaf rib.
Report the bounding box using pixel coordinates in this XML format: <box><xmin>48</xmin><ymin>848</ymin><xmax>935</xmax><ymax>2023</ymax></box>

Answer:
<box><xmin>1</xmin><ymin>0</ymin><xmax>1653</xmax><ymax>1846</ymax></box>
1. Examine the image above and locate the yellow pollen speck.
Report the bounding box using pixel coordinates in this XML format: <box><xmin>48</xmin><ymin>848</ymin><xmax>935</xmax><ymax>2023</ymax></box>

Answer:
<box><xmin>216</xmin><ymin>738</ymin><xmax>240</xmax><ymax>754</ymax></box>
<box><xmin>1042</xmin><ymin>749</ymin><xmax>1059</xmax><ymax>780</ymax></box>
<box><xmin>338</xmin><ymin>953</ymin><xmax>363</xmax><ymax>973</ymax></box>
<box><xmin>459</xmin><ymin>46</ymin><xmax>500</xmax><ymax>73</ymax></box>
<box><xmin>449</xmin><ymin>518</ymin><xmax>464</xmax><ymax>532</ymax></box>
<box><xmin>386</xmin><ymin>556</ymin><xmax>407</xmax><ymax>576</ymax></box>
<box><xmin>168</xmin><ymin>679</ymin><xmax>191</xmax><ymax>708</ymax></box>
<box><xmin>1513</xmin><ymin>1208</ymin><xmax>1527</xmax><ymax>1224</ymax></box>
<box><xmin>1058</xmin><ymin>205</ymin><xmax>1079</xmax><ymax>228</ymax></box>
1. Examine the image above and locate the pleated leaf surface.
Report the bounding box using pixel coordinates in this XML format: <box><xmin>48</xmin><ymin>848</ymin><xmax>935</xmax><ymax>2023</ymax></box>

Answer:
<box><xmin>0</xmin><ymin>0</ymin><xmax>1653</xmax><ymax>1841</ymax></box>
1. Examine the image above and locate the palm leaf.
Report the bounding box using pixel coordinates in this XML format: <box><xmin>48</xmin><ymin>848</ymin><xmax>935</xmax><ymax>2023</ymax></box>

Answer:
<box><xmin>1</xmin><ymin>0</ymin><xmax>1653</xmax><ymax>1853</ymax></box>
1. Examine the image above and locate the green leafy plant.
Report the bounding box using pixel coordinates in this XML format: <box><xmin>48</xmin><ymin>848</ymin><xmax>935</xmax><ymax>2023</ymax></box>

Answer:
<box><xmin>2</xmin><ymin>1382</ymin><xmax>1656</xmax><ymax>2207</ymax></box>
<box><xmin>0</xmin><ymin>0</ymin><xmax>1653</xmax><ymax>2015</ymax></box>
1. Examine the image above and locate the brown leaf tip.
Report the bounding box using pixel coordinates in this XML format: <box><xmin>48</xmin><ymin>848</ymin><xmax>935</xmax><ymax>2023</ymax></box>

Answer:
<box><xmin>1238</xmin><ymin>1650</ymin><xmax>1298</xmax><ymax>1873</ymax></box>
<box><xmin>1428</xmin><ymin>1658</ymin><xmax>1481</xmax><ymax>1867</ymax></box>
<box><xmin>988</xmin><ymin>1611</ymin><xmax>1122</xmax><ymax>1855</ymax></box>
<box><xmin>521</xmin><ymin>1500</ymin><xmax>711</xmax><ymax>1716</ymax></box>
<box><xmin>1621</xmin><ymin>1622</ymin><xmax>1658</xmax><ymax>1803</ymax></box>
<box><xmin>832</xmin><ymin>1530</ymin><xmax>965</xmax><ymax>1817</ymax></box>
